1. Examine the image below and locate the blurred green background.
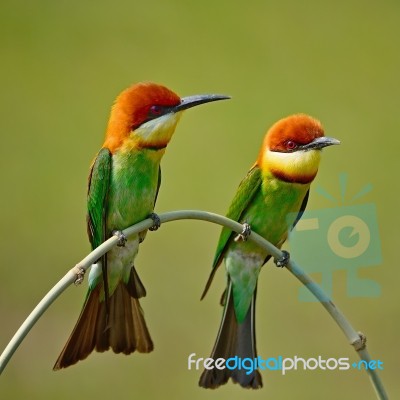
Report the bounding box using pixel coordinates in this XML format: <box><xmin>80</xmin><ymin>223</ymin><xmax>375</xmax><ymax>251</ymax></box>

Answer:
<box><xmin>1</xmin><ymin>0</ymin><xmax>399</xmax><ymax>399</ymax></box>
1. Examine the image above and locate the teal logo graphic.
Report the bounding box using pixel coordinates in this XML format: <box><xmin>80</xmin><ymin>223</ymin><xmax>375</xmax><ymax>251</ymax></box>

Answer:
<box><xmin>288</xmin><ymin>173</ymin><xmax>382</xmax><ymax>301</ymax></box>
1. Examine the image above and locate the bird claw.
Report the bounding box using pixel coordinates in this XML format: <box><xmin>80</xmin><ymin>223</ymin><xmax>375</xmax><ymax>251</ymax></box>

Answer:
<box><xmin>113</xmin><ymin>230</ymin><xmax>127</xmax><ymax>247</ymax></box>
<box><xmin>149</xmin><ymin>212</ymin><xmax>161</xmax><ymax>231</ymax></box>
<box><xmin>74</xmin><ymin>266</ymin><xmax>86</xmax><ymax>286</ymax></box>
<box><xmin>234</xmin><ymin>223</ymin><xmax>251</xmax><ymax>242</ymax></box>
<box><xmin>274</xmin><ymin>250</ymin><xmax>290</xmax><ymax>268</ymax></box>
<box><xmin>352</xmin><ymin>331</ymin><xmax>367</xmax><ymax>351</ymax></box>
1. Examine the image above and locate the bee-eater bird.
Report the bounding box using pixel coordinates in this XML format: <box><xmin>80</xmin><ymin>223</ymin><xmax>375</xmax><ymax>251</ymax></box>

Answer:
<box><xmin>53</xmin><ymin>82</ymin><xmax>230</xmax><ymax>370</ymax></box>
<box><xmin>199</xmin><ymin>114</ymin><xmax>340</xmax><ymax>388</ymax></box>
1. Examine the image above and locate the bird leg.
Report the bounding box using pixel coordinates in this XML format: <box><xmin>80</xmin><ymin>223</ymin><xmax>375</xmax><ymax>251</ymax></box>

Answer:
<box><xmin>112</xmin><ymin>230</ymin><xmax>127</xmax><ymax>247</ymax></box>
<box><xmin>149</xmin><ymin>212</ymin><xmax>161</xmax><ymax>231</ymax></box>
<box><xmin>234</xmin><ymin>222</ymin><xmax>252</xmax><ymax>242</ymax></box>
<box><xmin>274</xmin><ymin>250</ymin><xmax>290</xmax><ymax>267</ymax></box>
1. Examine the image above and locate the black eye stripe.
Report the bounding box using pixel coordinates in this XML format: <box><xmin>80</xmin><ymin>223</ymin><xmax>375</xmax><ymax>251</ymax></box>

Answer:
<box><xmin>147</xmin><ymin>104</ymin><xmax>174</xmax><ymax>120</ymax></box>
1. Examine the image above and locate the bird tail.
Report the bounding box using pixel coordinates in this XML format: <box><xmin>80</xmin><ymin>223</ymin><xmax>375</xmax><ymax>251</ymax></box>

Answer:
<box><xmin>53</xmin><ymin>266</ymin><xmax>153</xmax><ymax>370</ymax></box>
<box><xmin>199</xmin><ymin>282</ymin><xmax>262</xmax><ymax>389</ymax></box>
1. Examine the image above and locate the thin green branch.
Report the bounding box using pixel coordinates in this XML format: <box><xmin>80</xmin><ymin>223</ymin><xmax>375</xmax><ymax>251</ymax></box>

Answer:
<box><xmin>0</xmin><ymin>210</ymin><xmax>388</xmax><ymax>399</ymax></box>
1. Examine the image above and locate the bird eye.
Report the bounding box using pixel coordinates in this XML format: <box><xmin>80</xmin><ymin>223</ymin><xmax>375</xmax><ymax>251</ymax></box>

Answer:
<box><xmin>286</xmin><ymin>140</ymin><xmax>297</xmax><ymax>151</ymax></box>
<box><xmin>149</xmin><ymin>105</ymin><xmax>163</xmax><ymax>117</ymax></box>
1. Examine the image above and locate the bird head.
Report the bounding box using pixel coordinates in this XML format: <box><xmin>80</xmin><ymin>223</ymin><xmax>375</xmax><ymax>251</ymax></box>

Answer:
<box><xmin>104</xmin><ymin>82</ymin><xmax>230</xmax><ymax>152</ymax></box>
<box><xmin>258</xmin><ymin>114</ymin><xmax>340</xmax><ymax>184</ymax></box>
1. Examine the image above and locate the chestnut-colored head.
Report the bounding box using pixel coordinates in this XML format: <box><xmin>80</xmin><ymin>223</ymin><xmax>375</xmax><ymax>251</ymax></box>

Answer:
<box><xmin>104</xmin><ymin>83</ymin><xmax>180</xmax><ymax>152</ymax></box>
<box><xmin>103</xmin><ymin>82</ymin><xmax>230</xmax><ymax>152</ymax></box>
<box><xmin>258</xmin><ymin>114</ymin><xmax>340</xmax><ymax>184</ymax></box>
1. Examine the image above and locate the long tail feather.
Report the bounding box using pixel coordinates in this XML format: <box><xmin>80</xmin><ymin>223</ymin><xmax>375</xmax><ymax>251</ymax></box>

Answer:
<box><xmin>53</xmin><ymin>267</ymin><xmax>153</xmax><ymax>370</ymax></box>
<box><xmin>199</xmin><ymin>283</ymin><xmax>262</xmax><ymax>389</ymax></box>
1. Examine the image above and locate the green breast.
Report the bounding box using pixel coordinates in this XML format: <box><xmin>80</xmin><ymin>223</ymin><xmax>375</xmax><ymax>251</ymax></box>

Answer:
<box><xmin>241</xmin><ymin>176</ymin><xmax>309</xmax><ymax>252</ymax></box>
<box><xmin>106</xmin><ymin>149</ymin><xmax>161</xmax><ymax>232</ymax></box>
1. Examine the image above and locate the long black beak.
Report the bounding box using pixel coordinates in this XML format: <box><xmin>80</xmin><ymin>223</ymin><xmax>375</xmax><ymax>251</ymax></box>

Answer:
<box><xmin>302</xmin><ymin>136</ymin><xmax>341</xmax><ymax>150</ymax></box>
<box><xmin>173</xmin><ymin>94</ymin><xmax>230</xmax><ymax>112</ymax></box>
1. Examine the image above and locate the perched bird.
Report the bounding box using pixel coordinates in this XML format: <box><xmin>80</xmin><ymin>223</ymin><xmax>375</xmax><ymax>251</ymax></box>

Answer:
<box><xmin>199</xmin><ymin>114</ymin><xmax>340</xmax><ymax>388</ymax></box>
<box><xmin>54</xmin><ymin>82</ymin><xmax>229</xmax><ymax>370</ymax></box>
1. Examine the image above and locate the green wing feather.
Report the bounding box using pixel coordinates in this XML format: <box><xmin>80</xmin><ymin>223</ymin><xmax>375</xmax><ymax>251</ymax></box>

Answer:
<box><xmin>201</xmin><ymin>165</ymin><xmax>262</xmax><ymax>299</ymax></box>
<box><xmin>213</xmin><ymin>165</ymin><xmax>262</xmax><ymax>267</ymax></box>
<box><xmin>87</xmin><ymin>148</ymin><xmax>112</xmax><ymax>250</ymax></box>
<box><xmin>86</xmin><ymin>147</ymin><xmax>112</xmax><ymax>308</ymax></box>
<box><xmin>154</xmin><ymin>166</ymin><xmax>161</xmax><ymax>207</ymax></box>
<box><xmin>292</xmin><ymin>189</ymin><xmax>309</xmax><ymax>230</ymax></box>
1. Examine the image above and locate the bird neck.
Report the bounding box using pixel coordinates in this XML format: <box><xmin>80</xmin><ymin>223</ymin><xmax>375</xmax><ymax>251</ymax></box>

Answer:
<box><xmin>104</xmin><ymin>112</ymin><xmax>182</xmax><ymax>153</ymax></box>
<box><xmin>112</xmin><ymin>137</ymin><xmax>167</xmax><ymax>165</ymax></box>
<box><xmin>260</xmin><ymin>149</ymin><xmax>321</xmax><ymax>184</ymax></box>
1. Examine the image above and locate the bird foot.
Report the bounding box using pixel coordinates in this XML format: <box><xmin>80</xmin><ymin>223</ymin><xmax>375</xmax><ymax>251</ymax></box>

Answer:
<box><xmin>112</xmin><ymin>230</ymin><xmax>127</xmax><ymax>247</ymax></box>
<box><xmin>274</xmin><ymin>250</ymin><xmax>290</xmax><ymax>268</ymax></box>
<box><xmin>234</xmin><ymin>223</ymin><xmax>252</xmax><ymax>242</ymax></box>
<box><xmin>352</xmin><ymin>331</ymin><xmax>367</xmax><ymax>351</ymax></box>
<box><xmin>149</xmin><ymin>212</ymin><xmax>161</xmax><ymax>231</ymax></box>
<box><xmin>73</xmin><ymin>266</ymin><xmax>86</xmax><ymax>285</ymax></box>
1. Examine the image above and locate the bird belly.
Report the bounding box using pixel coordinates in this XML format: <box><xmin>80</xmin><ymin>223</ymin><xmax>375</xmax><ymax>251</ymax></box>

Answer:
<box><xmin>101</xmin><ymin>150</ymin><xmax>160</xmax><ymax>295</ymax></box>
<box><xmin>225</xmin><ymin>249</ymin><xmax>264</xmax><ymax>322</ymax></box>
<box><xmin>224</xmin><ymin>181</ymin><xmax>308</xmax><ymax>321</ymax></box>
<box><xmin>88</xmin><ymin>237</ymin><xmax>140</xmax><ymax>297</ymax></box>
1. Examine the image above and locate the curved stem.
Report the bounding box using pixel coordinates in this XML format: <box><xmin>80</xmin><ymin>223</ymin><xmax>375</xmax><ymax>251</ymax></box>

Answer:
<box><xmin>0</xmin><ymin>210</ymin><xmax>388</xmax><ymax>400</ymax></box>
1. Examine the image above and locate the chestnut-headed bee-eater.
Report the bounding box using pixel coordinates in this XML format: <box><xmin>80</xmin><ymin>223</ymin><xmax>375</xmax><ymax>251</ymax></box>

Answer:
<box><xmin>53</xmin><ymin>82</ymin><xmax>230</xmax><ymax>370</ymax></box>
<box><xmin>199</xmin><ymin>114</ymin><xmax>340</xmax><ymax>388</ymax></box>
